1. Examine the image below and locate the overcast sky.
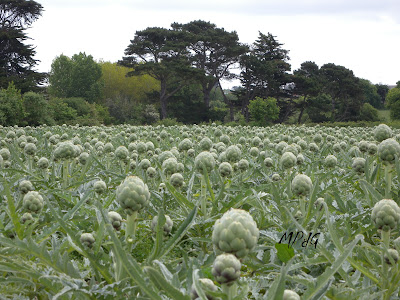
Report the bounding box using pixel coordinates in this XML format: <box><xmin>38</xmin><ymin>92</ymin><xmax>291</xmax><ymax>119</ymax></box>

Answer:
<box><xmin>27</xmin><ymin>0</ymin><xmax>400</xmax><ymax>88</ymax></box>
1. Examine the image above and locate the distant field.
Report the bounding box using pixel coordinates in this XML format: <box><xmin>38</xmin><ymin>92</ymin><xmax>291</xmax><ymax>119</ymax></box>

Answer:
<box><xmin>378</xmin><ymin>109</ymin><xmax>391</xmax><ymax>122</ymax></box>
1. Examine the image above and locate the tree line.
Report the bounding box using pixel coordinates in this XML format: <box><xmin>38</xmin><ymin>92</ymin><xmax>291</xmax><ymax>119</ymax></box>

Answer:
<box><xmin>1</xmin><ymin>1</ymin><xmax>397</xmax><ymax>126</ymax></box>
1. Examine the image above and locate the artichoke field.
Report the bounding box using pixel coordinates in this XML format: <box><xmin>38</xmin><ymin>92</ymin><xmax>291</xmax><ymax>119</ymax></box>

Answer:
<box><xmin>1</xmin><ymin>123</ymin><xmax>400</xmax><ymax>299</ymax></box>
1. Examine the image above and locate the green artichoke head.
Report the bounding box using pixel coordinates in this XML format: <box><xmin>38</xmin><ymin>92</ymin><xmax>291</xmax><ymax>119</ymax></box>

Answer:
<box><xmin>190</xmin><ymin>278</ymin><xmax>218</xmax><ymax>300</ymax></box>
<box><xmin>283</xmin><ymin>289</ymin><xmax>301</xmax><ymax>300</ymax></box>
<box><xmin>291</xmin><ymin>174</ymin><xmax>313</xmax><ymax>197</ymax></box>
<box><xmin>371</xmin><ymin>199</ymin><xmax>400</xmax><ymax>231</ymax></box>
<box><xmin>212</xmin><ymin>208</ymin><xmax>259</xmax><ymax>259</ymax></box>
<box><xmin>212</xmin><ymin>253</ymin><xmax>241</xmax><ymax>285</ymax></box>
<box><xmin>108</xmin><ymin>211</ymin><xmax>122</xmax><ymax>230</ymax></box>
<box><xmin>151</xmin><ymin>215</ymin><xmax>173</xmax><ymax>236</ymax></box>
<box><xmin>23</xmin><ymin>191</ymin><xmax>44</xmax><ymax>213</ymax></box>
<box><xmin>384</xmin><ymin>248</ymin><xmax>399</xmax><ymax>265</ymax></box>
<box><xmin>80</xmin><ymin>233</ymin><xmax>95</xmax><ymax>248</ymax></box>
<box><xmin>116</xmin><ymin>176</ymin><xmax>150</xmax><ymax>215</ymax></box>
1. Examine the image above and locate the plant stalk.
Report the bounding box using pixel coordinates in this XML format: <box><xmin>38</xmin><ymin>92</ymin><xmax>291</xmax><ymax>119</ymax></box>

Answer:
<box><xmin>201</xmin><ymin>175</ymin><xmax>207</xmax><ymax>217</ymax></box>
<box><xmin>222</xmin><ymin>283</ymin><xmax>237</xmax><ymax>300</ymax></box>
<box><xmin>125</xmin><ymin>211</ymin><xmax>138</xmax><ymax>243</ymax></box>
<box><xmin>385</xmin><ymin>164</ymin><xmax>392</xmax><ymax>199</ymax></box>
<box><xmin>62</xmin><ymin>160</ymin><xmax>69</xmax><ymax>189</ymax></box>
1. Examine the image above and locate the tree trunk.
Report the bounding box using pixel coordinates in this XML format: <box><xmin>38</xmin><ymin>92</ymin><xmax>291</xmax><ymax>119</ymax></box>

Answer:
<box><xmin>298</xmin><ymin>106</ymin><xmax>305</xmax><ymax>124</ymax></box>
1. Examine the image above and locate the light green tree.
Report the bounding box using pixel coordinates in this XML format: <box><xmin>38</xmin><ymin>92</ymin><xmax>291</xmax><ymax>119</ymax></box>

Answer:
<box><xmin>49</xmin><ymin>53</ymin><xmax>103</xmax><ymax>103</ymax></box>
<box><xmin>0</xmin><ymin>82</ymin><xmax>26</xmax><ymax>126</ymax></box>
<box><xmin>386</xmin><ymin>87</ymin><xmax>400</xmax><ymax>120</ymax></box>
<box><xmin>248</xmin><ymin>96</ymin><xmax>279</xmax><ymax>126</ymax></box>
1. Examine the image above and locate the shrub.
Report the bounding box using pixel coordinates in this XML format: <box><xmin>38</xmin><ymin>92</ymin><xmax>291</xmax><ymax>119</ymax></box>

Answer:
<box><xmin>248</xmin><ymin>97</ymin><xmax>279</xmax><ymax>126</ymax></box>
<box><xmin>360</xmin><ymin>103</ymin><xmax>379</xmax><ymax>121</ymax></box>
<box><xmin>0</xmin><ymin>82</ymin><xmax>25</xmax><ymax>126</ymax></box>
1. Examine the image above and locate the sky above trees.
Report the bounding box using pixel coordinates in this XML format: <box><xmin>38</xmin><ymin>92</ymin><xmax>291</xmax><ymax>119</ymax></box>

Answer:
<box><xmin>27</xmin><ymin>0</ymin><xmax>400</xmax><ymax>88</ymax></box>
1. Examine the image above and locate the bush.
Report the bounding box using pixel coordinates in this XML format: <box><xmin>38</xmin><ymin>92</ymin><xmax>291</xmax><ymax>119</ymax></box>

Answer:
<box><xmin>48</xmin><ymin>98</ymin><xmax>78</xmax><ymax>125</ymax></box>
<box><xmin>23</xmin><ymin>92</ymin><xmax>54</xmax><ymax>125</ymax></box>
<box><xmin>0</xmin><ymin>82</ymin><xmax>25</xmax><ymax>126</ymax></box>
<box><xmin>360</xmin><ymin>103</ymin><xmax>379</xmax><ymax>121</ymax></box>
<box><xmin>143</xmin><ymin>104</ymin><xmax>160</xmax><ymax>124</ymax></box>
<box><xmin>386</xmin><ymin>88</ymin><xmax>400</xmax><ymax>120</ymax></box>
<box><xmin>248</xmin><ymin>97</ymin><xmax>280</xmax><ymax>126</ymax></box>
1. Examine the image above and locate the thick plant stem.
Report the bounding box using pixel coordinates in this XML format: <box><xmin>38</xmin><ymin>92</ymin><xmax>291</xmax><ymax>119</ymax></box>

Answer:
<box><xmin>222</xmin><ymin>283</ymin><xmax>237</xmax><ymax>300</ymax></box>
<box><xmin>382</xmin><ymin>229</ymin><xmax>390</xmax><ymax>282</ymax></box>
<box><xmin>201</xmin><ymin>175</ymin><xmax>207</xmax><ymax>217</ymax></box>
<box><xmin>384</xmin><ymin>165</ymin><xmax>392</xmax><ymax>199</ymax></box>
<box><xmin>62</xmin><ymin>160</ymin><xmax>69</xmax><ymax>189</ymax></box>
<box><xmin>27</xmin><ymin>156</ymin><xmax>32</xmax><ymax>173</ymax></box>
<box><xmin>300</xmin><ymin>195</ymin><xmax>306</xmax><ymax>217</ymax></box>
<box><xmin>125</xmin><ymin>211</ymin><xmax>138</xmax><ymax>243</ymax></box>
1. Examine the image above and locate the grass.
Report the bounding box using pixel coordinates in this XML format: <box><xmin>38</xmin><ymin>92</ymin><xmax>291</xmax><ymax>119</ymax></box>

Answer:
<box><xmin>378</xmin><ymin>109</ymin><xmax>391</xmax><ymax>122</ymax></box>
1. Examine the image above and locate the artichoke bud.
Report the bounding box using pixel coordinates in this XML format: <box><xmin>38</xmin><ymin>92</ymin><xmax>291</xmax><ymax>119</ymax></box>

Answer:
<box><xmin>283</xmin><ymin>289</ymin><xmax>301</xmax><ymax>300</ymax></box>
<box><xmin>151</xmin><ymin>215</ymin><xmax>173</xmax><ymax>236</ymax></box>
<box><xmin>190</xmin><ymin>278</ymin><xmax>218</xmax><ymax>300</ymax></box>
<box><xmin>80</xmin><ymin>233</ymin><xmax>95</xmax><ymax>248</ymax></box>
<box><xmin>108</xmin><ymin>211</ymin><xmax>122</xmax><ymax>230</ymax></box>
<box><xmin>384</xmin><ymin>248</ymin><xmax>399</xmax><ymax>265</ymax></box>
<box><xmin>212</xmin><ymin>208</ymin><xmax>259</xmax><ymax>259</ymax></box>
<box><xmin>212</xmin><ymin>253</ymin><xmax>241</xmax><ymax>285</ymax></box>
<box><xmin>116</xmin><ymin>176</ymin><xmax>150</xmax><ymax>215</ymax></box>
<box><xmin>23</xmin><ymin>191</ymin><xmax>44</xmax><ymax>213</ymax></box>
<box><xmin>371</xmin><ymin>199</ymin><xmax>400</xmax><ymax>232</ymax></box>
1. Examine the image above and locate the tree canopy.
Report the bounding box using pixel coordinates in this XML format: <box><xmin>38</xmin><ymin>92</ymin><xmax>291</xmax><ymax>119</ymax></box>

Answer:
<box><xmin>49</xmin><ymin>52</ymin><xmax>103</xmax><ymax>103</ymax></box>
<box><xmin>0</xmin><ymin>0</ymin><xmax>45</xmax><ymax>92</ymax></box>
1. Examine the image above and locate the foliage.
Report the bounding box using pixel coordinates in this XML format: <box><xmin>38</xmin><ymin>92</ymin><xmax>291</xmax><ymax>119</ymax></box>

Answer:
<box><xmin>386</xmin><ymin>87</ymin><xmax>400</xmax><ymax>120</ymax></box>
<box><xmin>360</xmin><ymin>79</ymin><xmax>382</xmax><ymax>109</ymax></box>
<box><xmin>0</xmin><ymin>82</ymin><xmax>25</xmax><ymax>125</ymax></box>
<box><xmin>0</xmin><ymin>0</ymin><xmax>46</xmax><ymax>92</ymax></box>
<box><xmin>99</xmin><ymin>61</ymin><xmax>159</xmax><ymax>103</ymax></box>
<box><xmin>119</xmin><ymin>26</ymin><xmax>201</xmax><ymax>119</ymax></box>
<box><xmin>238</xmin><ymin>32</ymin><xmax>291</xmax><ymax>121</ymax></box>
<box><xmin>1</xmin><ymin>123</ymin><xmax>400</xmax><ymax>298</ymax></box>
<box><xmin>48</xmin><ymin>97</ymin><xmax>78</xmax><ymax>124</ymax></box>
<box><xmin>359</xmin><ymin>102</ymin><xmax>379</xmax><ymax>121</ymax></box>
<box><xmin>171</xmin><ymin>20</ymin><xmax>247</xmax><ymax>111</ymax></box>
<box><xmin>248</xmin><ymin>96</ymin><xmax>280</xmax><ymax>126</ymax></box>
<box><xmin>49</xmin><ymin>53</ymin><xmax>103</xmax><ymax>103</ymax></box>
<box><xmin>319</xmin><ymin>63</ymin><xmax>363</xmax><ymax>121</ymax></box>
<box><xmin>22</xmin><ymin>92</ymin><xmax>52</xmax><ymax>125</ymax></box>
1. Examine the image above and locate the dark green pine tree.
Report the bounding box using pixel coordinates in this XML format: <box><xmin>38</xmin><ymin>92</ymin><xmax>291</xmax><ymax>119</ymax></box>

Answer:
<box><xmin>0</xmin><ymin>0</ymin><xmax>46</xmax><ymax>93</ymax></box>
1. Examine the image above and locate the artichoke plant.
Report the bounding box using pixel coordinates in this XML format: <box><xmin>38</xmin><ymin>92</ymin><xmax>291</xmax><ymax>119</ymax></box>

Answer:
<box><xmin>219</xmin><ymin>162</ymin><xmax>233</xmax><ymax>177</ymax></box>
<box><xmin>195</xmin><ymin>151</ymin><xmax>216</xmax><ymax>173</ymax></box>
<box><xmin>19</xmin><ymin>180</ymin><xmax>34</xmax><ymax>194</ymax></box>
<box><xmin>280</xmin><ymin>152</ymin><xmax>297</xmax><ymax>169</ymax></box>
<box><xmin>23</xmin><ymin>191</ymin><xmax>44</xmax><ymax>213</ymax></box>
<box><xmin>116</xmin><ymin>176</ymin><xmax>150</xmax><ymax>215</ymax></box>
<box><xmin>170</xmin><ymin>173</ymin><xmax>184</xmax><ymax>188</ymax></box>
<box><xmin>292</xmin><ymin>174</ymin><xmax>313</xmax><ymax>197</ymax></box>
<box><xmin>94</xmin><ymin>180</ymin><xmax>107</xmax><ymax>194</ymax></box>
<box><xmin>212</xmin><ymin>208</ymin><xmax>259</xmax><ymax>259</ymax></box>
<box><xmin>212</xmin><ymin>253</ymin><xmax>241</xmax><ymax>285</ymax></box>
<box><xmin>108</xmin><ymin>211</ymin><xmax>123</xmax><ymax>231</ymax></box>
<box><xmin>283</xmin><ymin>289</ymin><xmax>301</xmax><ymax>300</ymax></box>
<box><xmin>384</xmin><ymin>248</ymin><xmax>399</xmax><ymax>265</ymax></box>
<box><xmin>151</xmin><ymin>215</ymin><xmax>173</xmax><ymax>236</ymax></box>
<box><xmin>352</xmin><ymin>157</ymin><xmax>366</xmax><ymax>174</ymax></box>
<box><xmin>377</xmin><ymin>138</ymin><xmax>400</xmax><ymax>164</ymax></box>
<box><xmin>374</xmin><ymin>124</ymin><xmax>392</xmax><ymax>142</ymax></box>
<box><xmin>190</xmin><ymin>278</ymin><xmax>218</xmax><ymax>300</ymax></box>
<box><xmin>371</xmin><ymin>199</ymin><xmax>400</xmax><ymax>232</ymax></box>
<box><xmin>80</xmin><ymin>233</ymin><xmax>95</xmax><ymax>248</ymax></box>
